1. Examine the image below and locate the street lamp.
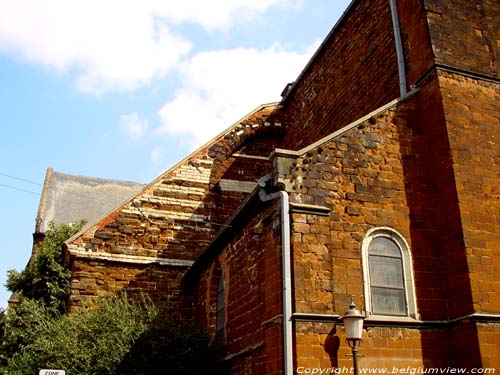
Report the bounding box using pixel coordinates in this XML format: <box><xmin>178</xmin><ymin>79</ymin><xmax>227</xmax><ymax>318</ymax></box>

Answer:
<box><xmin>341</xmin><ymin>298</ymin><xmax>365</xmax><ymax>375</ymax></box>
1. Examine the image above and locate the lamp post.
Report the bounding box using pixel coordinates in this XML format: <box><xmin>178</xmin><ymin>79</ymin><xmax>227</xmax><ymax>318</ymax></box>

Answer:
<box><xmin>341</xmin><ymin>298</ymin><xmax>365</xmax><ymax>375</ymax></box>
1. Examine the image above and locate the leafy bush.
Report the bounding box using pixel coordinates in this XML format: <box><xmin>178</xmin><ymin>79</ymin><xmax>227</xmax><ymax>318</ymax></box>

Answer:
<box><xmin>5</xmin><ymin>294</ymin><xmax>153</xmax><ymax>375</ymax></box>
<box><xmin>0</xmin><ymin>298</ymin><xmax>55</xmax><ymax>365</ymax></box>
<box><xmin>4</xmin><ymin>296</ymin><xmax>216</xmax><ymax>375</ymax></box>
<box><xmin>117</xmin><ymin>314</ymin><xmax>215</xmax><ymax>375</ymax></box>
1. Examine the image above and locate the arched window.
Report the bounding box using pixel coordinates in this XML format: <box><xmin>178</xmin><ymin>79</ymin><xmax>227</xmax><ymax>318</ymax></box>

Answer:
<box><xmin>215</xmin><ymin>272</ymin><xmax>225</xmax><ymax>342</ymax></box>
<box><xmin>362</xmin><ymin>228</ymin><xmax>418</xmax><ymax>318</ymax></box>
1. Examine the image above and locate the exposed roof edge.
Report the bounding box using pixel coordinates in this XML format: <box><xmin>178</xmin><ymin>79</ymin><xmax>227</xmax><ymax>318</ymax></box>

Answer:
<box><xmin>66</xmin><ymin>246</ymin><xmax>193</xmax><ymax>267</ymax></box>
<box><xmin>37</xmin><ymin>169</ymin><xmax>144</xmax><ymax>240</ymax></box>
<box><xmin>35</xmin><ymin>167</ymin><xmax>53</xmax><ymax>234</ymax></box>
<box><xmin>280</xmin><ymin>0</ymin><xmax>359</xmax><ymax>103</ymax></box>
<box><xmin>274</xmin><ymin>88</ymin><xmax>419</xmax><ymax>159</ymax></box>
<box><xmin>64</xmin><ymin>102</ymin><xmax>280</xmax><ymax>249</ymax></box>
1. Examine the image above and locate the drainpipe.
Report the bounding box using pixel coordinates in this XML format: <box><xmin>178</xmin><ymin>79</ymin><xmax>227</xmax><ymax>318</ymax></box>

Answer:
<box><xmin>389</xmin><ymin>0</ymin><xmax>408</xmax><ymax>96</ymax></box>
<box><xmin>258</xmin><ymin>178</ymin><xmax>293</xmax><ymax>375</ymax></box>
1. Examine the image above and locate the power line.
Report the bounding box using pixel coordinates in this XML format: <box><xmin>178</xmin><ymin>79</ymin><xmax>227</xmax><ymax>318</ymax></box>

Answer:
<box><xmin>0</xmin><ymin>183</ymin><xmax>39</xmax><ymax>195</ymax></box>
<box><xmin>0</xmin><ymin>173</ymin><xmax>42</xmax><ymax>186</ymax></box>
<box><xmin>0</xmin><ymin>171</ymin><xmax>125</xmax><ymax>203</ymax></box>
<box><xmin>0</xmin><ymin>171</ymin><xmax>141</xmax><ymax>205</ymax></box>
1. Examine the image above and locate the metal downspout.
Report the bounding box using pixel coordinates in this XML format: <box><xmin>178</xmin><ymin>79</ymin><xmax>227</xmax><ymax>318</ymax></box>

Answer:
<box><xmin>389</xmin><ymin>0</ymin><xmax>408</xmax><ymax>96</ymax></box>
<box><xmin>259</xmin><ymin>181</ymin><xmax>293</xmax><ymax>375</ymax></box>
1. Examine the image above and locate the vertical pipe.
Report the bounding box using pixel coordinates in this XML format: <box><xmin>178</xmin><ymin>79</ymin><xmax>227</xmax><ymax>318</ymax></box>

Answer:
<box><xmin>259</xmin><ymin>181</ymin><xmax>293</xmax><ymax>375</ymax></box>
<box><xmin>278</xmin><ymin>191</ymin><xmax>293</xmax><ymax>375</ymax></box>
<box><xmin>389</xmin><ymin>0</ymin><xmax>408</xmax><ymax>96</ymax></box>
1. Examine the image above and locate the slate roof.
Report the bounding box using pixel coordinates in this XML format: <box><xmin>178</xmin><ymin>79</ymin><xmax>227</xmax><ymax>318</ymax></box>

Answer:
<box><xmin>35</xmin><ymin>168</ymin><xmax>145</xmax><ymax>234</ymax></box>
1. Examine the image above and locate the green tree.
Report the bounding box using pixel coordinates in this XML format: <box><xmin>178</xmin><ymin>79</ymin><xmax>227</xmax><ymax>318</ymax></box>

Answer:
<box><xmin>0</xmin><ymin>307</ymin><xmax>6</xmax><ymax>368</ymax></box>
<box><xmin>6</xmin><ymin>294</ymin><xmax>155</xmax><ymax>375</ymax></box>
<box><xmin>6</xmin><ymin>220</ymin><xmax>86</xmax><ymax>315</ymax></box>
<box><xmin>5</xmin><ymin>296</ymin><xmax>216</xmax><ymax>375</ymax></box>
<box><xmin>1</xmin><ymin>221</ymin><xmax>85</xmax><ymax>371</ymax></box>
<box><xmin>0</xmin><ymin>298</ymin><xmax>54</xmax><ymax>369</ymax></box>
<box><xmin>0</xmin><ymin>308</ymin><xmax>5</xmax><ymax>339</ymax></box>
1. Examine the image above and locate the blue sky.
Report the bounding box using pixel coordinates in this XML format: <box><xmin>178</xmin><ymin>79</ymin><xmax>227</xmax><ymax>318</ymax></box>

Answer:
<box><xmin>0</xmin><ymin>0</ymin><xmax>352</xmax><ymax>308</ymax></box>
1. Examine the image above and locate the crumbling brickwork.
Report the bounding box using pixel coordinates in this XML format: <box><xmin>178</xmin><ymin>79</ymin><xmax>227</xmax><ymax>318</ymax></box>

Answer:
<box><xmin>65</xmin><ymin>104</ymin><xmax>284</xmax><ymax>309</ymax></box>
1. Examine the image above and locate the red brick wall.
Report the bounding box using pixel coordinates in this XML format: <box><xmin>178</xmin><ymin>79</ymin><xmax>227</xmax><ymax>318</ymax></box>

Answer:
<box><xmin>69</xmin><ymin>259</ymin><xmax>191</xmax><ymax>314</ymax></box>
<box><xmin>191</xmin><ymin>201</ymin><xmax>284</xmax><ymax>375</ymax></box>
<box><xmin>437</xmin><ymin>72</ymin><xmax>500</xmax><ymax>315</ymax></box>
<box><xmin>397</xmin><ymin>0</ymin><xmax>435</xmax><ymax>86</ymax></box>
<box><xmin>425</xmin><ymin>0</ymin><xmax>499</xmax><ymax>78</ymax></box>
<box><xmin>477</xmin><ymin>322</ymin><xmax>500</xmax><ymax>369</ymax></box>
<box><xmin>295</xmin><ymin>323</ymin><xmax>451</xmax><ymax>370</ymax></box>
<box><xmin>401</xmin><ymin>75</ymin><xmax>470</xmax><ymax>320</ymax></box>
<box><xmin>281</xmin><ymin>0</ymin><xmax>400</xmax><ymax>150</ymax></box>
<box><xmin>292</xmin><ymin>214</ymin><xmax>334</xmax><ymax>315</ymax></box>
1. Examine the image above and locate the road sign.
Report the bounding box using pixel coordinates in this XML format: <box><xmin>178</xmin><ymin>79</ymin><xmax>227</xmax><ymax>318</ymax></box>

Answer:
<box><xmin>39</xmin><ymin>370</ymin><xmax>65</xmax><ymax>375</ymax></box>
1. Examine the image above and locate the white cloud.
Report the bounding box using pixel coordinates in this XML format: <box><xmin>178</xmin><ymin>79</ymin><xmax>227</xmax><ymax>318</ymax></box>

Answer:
<box><xmin>150</xmin><ymin>0</ymin><xmax>293</xmax><ymax>29</ymax></box>
<box><xmin>157</xmin><ymin>43</ymin><xmax>316</xmax><ymax>149</ymax></box>
<box><xmin>119</xmin><ymin>112</ymin><xmax>148</xmax><ymax>139</ymax></box>
<box><xmin>0</xmin><ymin>0</ymin><xmax>295</xmax><ymax>93</ymax></box>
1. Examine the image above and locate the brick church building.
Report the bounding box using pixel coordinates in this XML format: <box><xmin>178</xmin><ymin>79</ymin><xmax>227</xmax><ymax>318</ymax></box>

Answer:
<box><xmin>33</xmin><ymin>0</ymin><xmax>500</xmax><ymax>372</ymax></box>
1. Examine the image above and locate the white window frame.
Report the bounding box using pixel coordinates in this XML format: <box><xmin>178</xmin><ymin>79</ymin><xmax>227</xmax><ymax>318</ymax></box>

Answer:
<box><xmin>361</xmin><ymin>227</ymin><xmax>419</xmax><ymax>319</ymax></box>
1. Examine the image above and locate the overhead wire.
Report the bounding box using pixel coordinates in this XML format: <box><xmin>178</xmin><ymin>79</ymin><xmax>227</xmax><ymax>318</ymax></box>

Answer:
<box><xmin>0</xmin><ymin>173</ymin><xmax>42</xmax><ymax>186</ymax></box>
<box><xmin>0</xmin><ymin>171</ymin><xmax>233</xmax><ymax>228</ymax></box>
<box><xmin>0</xmin><ymin>172</ymin><xmax>42</xmax><ymax>196</ymax></box>
<box><xmin>0</xmin><ymin>182</ymin><xmax>39</xmax><ymax>195</ymax></box>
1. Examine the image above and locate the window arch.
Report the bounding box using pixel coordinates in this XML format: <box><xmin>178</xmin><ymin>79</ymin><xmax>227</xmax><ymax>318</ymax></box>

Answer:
<box><xmin>361</xmin><ymin>227</ymin><xmax>418</xmax><ymax>318</ymax></box>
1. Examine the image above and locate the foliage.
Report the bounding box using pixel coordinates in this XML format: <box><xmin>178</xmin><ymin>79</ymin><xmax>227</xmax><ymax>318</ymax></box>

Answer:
<box><xmin>4</xmin><ymin>296</ymin><xmax>216</xmax><ymax>375</ymax></box>
<box><xmin>117</xmin><ymin>314</ymin><xmax>215</xmax><ymax>375</ymax></box>
<box><xmin>5</xmin><ymin>294</ymin><xmax>154</xmax><ymax>375</ymax></box>
<box><xmin>6</xmin><ymin>220</ymin><xmax>86</xmax><ymax>315</ymax></box>
<box><xmin>1</xmin><ymin>221</ymin><xmax>85</xmax><ymax>372</ymax></box>
<box><xmin>0</xmin><ymin>308</ymin><xmax>4</xmax><ymax>339</ymax></box>
<box><xmin>0</xmin><ymin>298</ymin><xmax>55</xmax><ymax>366</ymax></box>
<box><xmin>0</xmin><ymin>308</ymin><xmax>6</xmax><ymax>369</ymax></box>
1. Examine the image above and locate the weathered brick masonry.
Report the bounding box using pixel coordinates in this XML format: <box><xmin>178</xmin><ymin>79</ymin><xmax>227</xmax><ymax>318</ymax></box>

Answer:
<box><xmin>63</xmin><ymin>0</ymin><xmax>499</xmax><ymax>372</ymax></box>
<box><xmin>65</xmin><ymin>104</ymin><xmax>284</xmax><ymax>309</ymax></box>
<box><xmin>282</xmin><ymin>0</ymin><xmax>400</xmax><ymax>149</ymax></box>
<box><xmin>185</xmin><ymin>196</ymin><xmax>284</xmax><ymax>375</ymax></box>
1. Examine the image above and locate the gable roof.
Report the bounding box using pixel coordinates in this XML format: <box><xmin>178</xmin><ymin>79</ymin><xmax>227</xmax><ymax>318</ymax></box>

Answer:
<box><xmin>35</xmin><ymin>167</ymin><xmax>145</xmax><ymax>234</ymax></box>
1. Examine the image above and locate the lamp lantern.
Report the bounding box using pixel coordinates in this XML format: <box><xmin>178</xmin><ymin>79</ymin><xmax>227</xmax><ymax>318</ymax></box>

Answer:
<box><xmin>341</xmin><ymin>298</ymin><xmax>365</xmax><ymax>375</ymax></box>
